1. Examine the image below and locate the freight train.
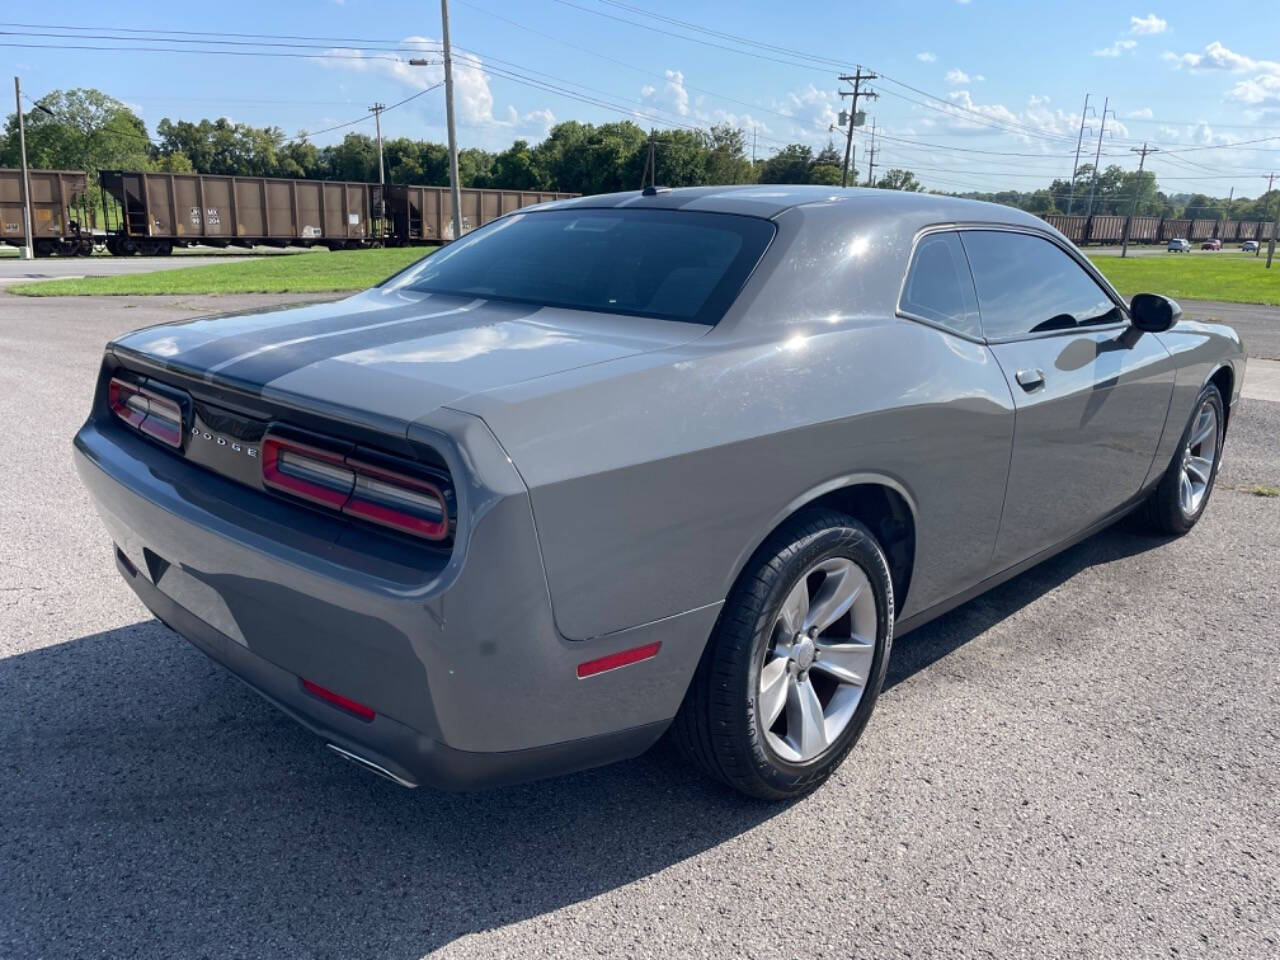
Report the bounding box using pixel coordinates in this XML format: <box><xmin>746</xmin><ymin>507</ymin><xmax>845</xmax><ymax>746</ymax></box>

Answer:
<box><xmin>1041</xmin><ymin>213</ymin><xmax>1276</xmax><ymax>246</ymax></box>
<box><xmin>1</xmin><ymin>167</ymin><xmax>577</xmax><ymax>256</ymax></box>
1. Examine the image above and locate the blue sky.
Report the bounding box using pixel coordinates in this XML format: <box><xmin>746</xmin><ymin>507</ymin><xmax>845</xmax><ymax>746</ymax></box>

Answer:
<box><xmin>8</xmin><ymin>1</ymin><xmax>1279</xmax><ymax>199</ymax></box>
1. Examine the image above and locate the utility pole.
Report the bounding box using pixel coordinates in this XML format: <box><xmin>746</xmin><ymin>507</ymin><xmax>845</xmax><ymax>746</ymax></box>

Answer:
<box><xmin>1265</xmin><ymin>172</ymin><xmax>1277</xmax><ymax>268</ymax></box>
<box><xmin>14</xmin><ymin>76</ymin><xmax>33</xmax><ymax>261</ymax></box>
<box><xmin>1256</xmin><ymin>173</ymin><xmax>1273</xmax><ymax>257</ymax></box>
<box><xmin>369</xmin><ymin>101</ymin><xmax>386</xmax><ymax>238</ymax></box>
<box><xmin>440</xmin><ymin>0</ymin><xmax>463</xmax><ymax>242</ymax></box>
<box><xmin>864</xmin><ymin>119</ymin><xmax>878</xmax><ymax>188</ymax></box>
<box><xmin>369</xmin><ymin>102</ymin><xmax>386</xmax><ymax>187</ymax></box>
<box><xmin>641</xmin><ymin>130</ymin><xmax>657</xmax><ymax>189</ymax></box>
<box><xmin>1066</xmin><ymin>94</ymin><xmax>1093</xmax><ymax>215</ymax></box>
<box><xmin>1084</xmin><ymin>96</ymin><xmax>1114</xmax><ymax>220</ymax></box>
<box><xmin>1121</xmin><ymin>142</ymin><xmax>1157</xmax><ymax>259</ymax></box>
<box><xmin>838</xmin><ymin>68</ymin><xmax>877</xmax><ymax>188</ymax></box>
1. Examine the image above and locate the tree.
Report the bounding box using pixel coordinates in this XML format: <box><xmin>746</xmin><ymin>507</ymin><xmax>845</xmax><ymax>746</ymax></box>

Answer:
<box><xmin>702</xmin><ymin>124</ymin><xmax>754</xmax><ymax>184</ymax></box>
<box><xmin>757</xmin><ymin>144</ymin><xmax>814</xmax><ymax>184</ymax></box>
<box><xmin>482</xmin><ymin>139</ymin><xmax>545</xmax><ymax>190</ymax></box>
<box><xmin>1183</xmin><ymin>193</ymin><xmax>1222</xmax><ymax>221</ymax></box>
<box><xmin>875</xmin><ymin>168</ymin><xmax>924</xmax><ymax>192</ymax></box>
<box><xmin>1</xmin><ymin>88</ymin><xmax>151</xmax><ymax>172</ymax></box>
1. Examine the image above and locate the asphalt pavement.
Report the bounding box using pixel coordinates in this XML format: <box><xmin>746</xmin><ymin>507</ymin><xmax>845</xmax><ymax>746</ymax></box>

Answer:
<box><xmin>1</xmin><ymin>293</ymin><xmax>1277</xmax><ymax>960</ymax></box>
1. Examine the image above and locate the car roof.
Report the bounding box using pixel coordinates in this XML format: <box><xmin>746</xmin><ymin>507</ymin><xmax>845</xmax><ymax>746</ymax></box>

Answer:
<box><xmin>535</xmin><ymin>184</ymin><xmax>1048</xmax><ymax>228</ymax></box>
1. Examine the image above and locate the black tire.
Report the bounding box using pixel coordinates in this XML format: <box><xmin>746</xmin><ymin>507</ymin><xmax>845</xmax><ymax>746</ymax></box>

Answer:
<box><xmin>672</xmin><ymin>509</ymin><xmax>894</xmax><ymax>800</ymax></box>
<box><xmin>1138</xmin><ymin>383</ymin><xmax>1225</xmax><ymax>535</ymax></box>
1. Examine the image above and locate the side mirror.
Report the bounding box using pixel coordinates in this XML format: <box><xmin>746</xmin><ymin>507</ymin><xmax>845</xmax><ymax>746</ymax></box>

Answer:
<box><xmin>1129</xmin><ymin>293</ymin><xmax>1182</xmax><ymax>333</ymax></box>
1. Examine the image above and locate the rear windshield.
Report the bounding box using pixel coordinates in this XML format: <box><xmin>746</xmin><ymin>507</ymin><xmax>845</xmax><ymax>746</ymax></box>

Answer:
<box><xmin>384</xmin><ymin>208</ymin><xmax>775</xmax><ymax>324</ymax></box>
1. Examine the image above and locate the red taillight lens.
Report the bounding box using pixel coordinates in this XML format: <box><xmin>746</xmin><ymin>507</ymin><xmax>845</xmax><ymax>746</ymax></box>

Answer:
<box><xmin>262</xmin><ymin>435</ymin><xmax>355</xmax><ymax>509</ymax></box>
<box><xmin>344</xmin><ymin>460</ymin><xmax>448</xmax><ymax>540</ymax></box>
<box><xmin>261</xmin><ymin>433</ymin><xmax>449</xmax><ymax>541</ymax></box>
<box><xmin>108</xmin><ymin>377</ymin><xmax>183</xmax><ymax>448</ymax></box>
<box><xmin>301</xmin><ymin>678</ymin><xmax>376</xmax><ymax>722</ymax></box>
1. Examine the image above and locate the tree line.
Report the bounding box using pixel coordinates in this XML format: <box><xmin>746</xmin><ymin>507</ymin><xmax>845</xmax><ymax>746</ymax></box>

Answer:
<box><xmin>1</xmin><ymin>88</ymin><xmax>1272</xmax><ymax>220</ymax></box>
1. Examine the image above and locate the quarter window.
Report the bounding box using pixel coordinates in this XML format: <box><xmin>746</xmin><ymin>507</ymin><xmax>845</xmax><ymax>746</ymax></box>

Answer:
<box><xmin>898</xmin><ymin>232</ymin><xmax>982</xmax><ymax>339</ymax></box>
<box><xmin>959</xmin><ymin>230</ymin><xmax>1122</xmax><ymax>339</ymax></box>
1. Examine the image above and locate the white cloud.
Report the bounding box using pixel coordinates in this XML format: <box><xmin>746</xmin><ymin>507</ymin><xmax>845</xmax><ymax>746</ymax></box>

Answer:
<box><xmin>1127</xmin><ymin>106</ymin><xmax>1154</xmax><ymax>118</ymax></box>
<box><xmin>638</xmin><ymin>69</ymin><xmax>691</xmax><ymax>119</ymax></box>
<box><xmin>665</xmin><ymin>69</ymin><xmax>689</xmax><ymax>116</ymax></box>
<box><xmin>1130</xmin><ymin>13</ymin><xmax>1167</xmax><ymax>34</ymax></box>
<box><xmin>772</xmin><ymin>83</ymin><xmax>841</xmax><ymax>133</ymax></box>
<box><xmin>1163</xmin><ymin>42</ymin><xmax>1280</xmax><ymax>107</ymax></box>
<box><xmin>313</xmin><ymin>37</ymin><xmax>555</xmax><ymax>142</ymax></box>
<box><xmin>945</xmin><ymin>68</ymin><xmax>971</xmax><ymax>85</ymax></box>
<box><xmin>1163</xmin><ymin>41</ymin><xmax>1280</xmax><ymax>73</ymax></box>
<box><xmin>919</xmin><ymin>90</ymin><xmax>1130</xmax><ymax>145</ymax></box>
<box><xmin>916</xmin><ymin>51</ymin><xmax>936</xmax><ymax>63</ymax></box>
<box><xmin>1094</xmin><ymin>39</ymin><xmax>1138</xmax><ymax>57</ymax></box>
<box><xmin>1231</xmin><ymin>74</ymin><xmax>1280</xmax><ymax>106</ymax></box>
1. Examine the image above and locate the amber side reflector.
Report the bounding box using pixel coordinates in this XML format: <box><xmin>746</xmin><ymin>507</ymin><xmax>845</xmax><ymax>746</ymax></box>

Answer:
<box><xmin>576</xmin><ymin>642</ymin><xmax>662</xmax><ymax>679</ymax></box>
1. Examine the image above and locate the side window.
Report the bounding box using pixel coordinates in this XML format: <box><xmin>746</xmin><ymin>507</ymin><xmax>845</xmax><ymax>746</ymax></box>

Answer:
<box><xmin>898</xmin><ymin>232</ymin><xmax>982</xmax><ymax>339</ymax></box>
<box><xmin>959</xmin><ymin>230</ymin><xmax>1122</xmax><ymax>339</ymax></box>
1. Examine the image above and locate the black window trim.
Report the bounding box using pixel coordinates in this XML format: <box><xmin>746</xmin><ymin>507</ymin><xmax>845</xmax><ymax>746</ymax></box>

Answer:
<box><xmin>894</xmin><ymin>225</ymin><xmax>985</xmax><ymax>344</ymax></box>
<box><xmin>896</xmin><ymin>222</ymin><xmax>1131</xmax><ymax>346</ymax></box>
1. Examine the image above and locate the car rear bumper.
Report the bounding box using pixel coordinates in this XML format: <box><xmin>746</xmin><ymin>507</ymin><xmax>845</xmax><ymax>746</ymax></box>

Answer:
<box><xmin>73</xmin><ymin>415</ymin><xmax>718</xmax><ymax>790</ymax></box>
<box><xmin>114</xmin><ymin>549</ymin><xmax>667</xmax><ymax>790</ymax></box>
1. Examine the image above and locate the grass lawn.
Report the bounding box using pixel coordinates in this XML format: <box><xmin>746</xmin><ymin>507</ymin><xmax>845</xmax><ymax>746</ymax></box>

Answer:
<box><xmin>1088</xmin><ymin>252</ymin><xmax>1280</xmax><ymax>306</ymax></box>
<box><xmin>6</xmin><ymin>247</ymin><xmax>434</xmax><ymax>297</ymax></box>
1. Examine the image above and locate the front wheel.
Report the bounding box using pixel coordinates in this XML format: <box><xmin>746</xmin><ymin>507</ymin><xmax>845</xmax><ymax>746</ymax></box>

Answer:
<box><xmin>672</xmin><ymin>509</ymin><xmax>894</xmax><ymax>800</ymax></box>
<box><xmin>1138</xmin><ymin>383</ymin><xmax>1225</xmax><ymax>535</ymax></box>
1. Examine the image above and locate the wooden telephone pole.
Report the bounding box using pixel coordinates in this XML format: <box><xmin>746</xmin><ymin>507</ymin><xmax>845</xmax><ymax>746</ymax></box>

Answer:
<box><xmin>1121</xmin><ymin>142</ymin><xmax>1157</xmax><ymax>259</ymax></box>
<box><xmin>1264</xmin><ymin>172</ymin><xmax>1277</xmax><ymax>268</ymax></box>
<box><xmin>838</xmin><ymin>68</ymin><xmax>876</xmax><ymax>188</ymax></box>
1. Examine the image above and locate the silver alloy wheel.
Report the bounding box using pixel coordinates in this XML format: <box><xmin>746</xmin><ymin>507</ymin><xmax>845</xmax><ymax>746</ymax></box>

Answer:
<box><xmin>758</xmin><ymin>557</ymin><xmax>878</xmax><ymax>763</ymax></box>
<box><xmin>1179</xmin><ymin>398</ymin><xmax>1219</xmax><ymax>516</ymax></box>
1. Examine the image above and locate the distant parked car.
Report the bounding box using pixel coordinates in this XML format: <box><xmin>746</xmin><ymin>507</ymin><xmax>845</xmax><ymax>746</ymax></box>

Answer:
<box><xmin>1168</xmin><ymin>238</ymin><xmax>1192</xmax><ymax>253</ymax></box>
<box><xmin>1201</xmin><ymin>239</ymin><xmax>1222</xmax><ymax>251</ymax></box>
<box><xmin>1243</xmin><ymin>240</ymin><xmax>1259</xmax><ymax>252</ymax></box>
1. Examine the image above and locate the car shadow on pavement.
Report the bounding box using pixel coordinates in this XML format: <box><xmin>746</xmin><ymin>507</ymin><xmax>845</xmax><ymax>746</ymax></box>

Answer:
<box><xmin>884</xmin><ymin>523</ymin><xmax>1172</xmax><ymax>691</ymax></box>
<box><xmin>2</xmin><ymin>524</ymin><xmax>1171</xmax><ymax>960</ymax></box>
<box><xmin>0</xmin><ymin>619</ymin><xmax>782</xmax><ymax>959</ymax></box>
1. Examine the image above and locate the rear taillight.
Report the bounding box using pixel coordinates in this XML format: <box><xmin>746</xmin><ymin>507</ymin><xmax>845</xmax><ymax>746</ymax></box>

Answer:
<box><xmin>261</xmin><ymin>433</ymin><xmax>448</xmax><ymax>541</ymax></box>
<box><xmin>344</xmin><ymin>460</ymin><xmax>448</xmax><ymax>540</ymax></box>
<box><xmin>262</xmin><ymin>435</ymin><xmax>354</xmax><ymax>509</ymax></box>
<box><xmin>108</xmin><ymin>377</ymin><xmax>183</xmax><ymax>448</ymax></box>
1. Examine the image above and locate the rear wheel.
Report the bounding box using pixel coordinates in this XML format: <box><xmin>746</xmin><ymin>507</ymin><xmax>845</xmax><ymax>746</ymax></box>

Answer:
<box><xmin>1139</xmin><ymin>383</ymin><xmax>1225</xmax><ymax>535</ymax></box>
<box><xmin>672</xmin><ymin>509</ymin><xmax>894</xmax><ymax>800</ymax></box>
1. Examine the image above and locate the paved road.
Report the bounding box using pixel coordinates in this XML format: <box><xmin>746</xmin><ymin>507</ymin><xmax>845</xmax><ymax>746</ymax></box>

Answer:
<box><xmin>2</xmin><ymin>295</ymin><xmax>1277</xmax><ymax>960</ymax></box>
<box><xmin>1179</xmin><ymin>299</ymin><xmax>1280</xmax><ymax>361</ymax></box>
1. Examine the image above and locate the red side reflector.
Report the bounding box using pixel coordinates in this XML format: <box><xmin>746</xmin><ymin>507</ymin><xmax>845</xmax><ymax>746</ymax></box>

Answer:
<box><xmin>576</xmin><ymin>642</ymin><xmax>662</xmax><ymax>679</ymax></box>
<box><xmin>301</xmin><ymin>678</ymin><xmax>376</xmax><ymax>722</ymax></box>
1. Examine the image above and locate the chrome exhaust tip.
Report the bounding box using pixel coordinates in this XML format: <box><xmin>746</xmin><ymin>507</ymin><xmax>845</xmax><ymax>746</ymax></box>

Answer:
<box><xmin>326</xmin><ymin>743</ymin><xmax>418</xmax><ymax>789</ymax></box>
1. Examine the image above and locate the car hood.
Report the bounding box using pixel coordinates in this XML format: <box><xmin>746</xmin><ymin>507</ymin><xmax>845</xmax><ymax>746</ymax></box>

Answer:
<box><xmin>111</xmin><ymin>288</ymin><xmax>708</xmax><ymax>430</ymax></box>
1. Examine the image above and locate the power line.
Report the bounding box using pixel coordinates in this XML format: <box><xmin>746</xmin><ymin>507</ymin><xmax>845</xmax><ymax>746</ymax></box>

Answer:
<box><xmin>0</xmin><ymin>40</ymin><xmax>413</xmax><ymax>61</ymax></box>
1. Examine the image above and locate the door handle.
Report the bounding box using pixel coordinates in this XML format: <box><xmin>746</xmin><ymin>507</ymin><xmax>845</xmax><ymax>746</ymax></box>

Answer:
<box><xmin>1015</xmin><ymin>368</ymin><xmax>1045</xmax><ymax>391</ymax></box>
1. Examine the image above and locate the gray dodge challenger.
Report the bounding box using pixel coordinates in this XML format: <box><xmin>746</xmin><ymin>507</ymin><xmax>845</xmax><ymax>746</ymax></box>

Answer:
<box><xmin>74</xmin><ymin>186</ymin><xmax>1245</xmax><ymax>799</ymax></box>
